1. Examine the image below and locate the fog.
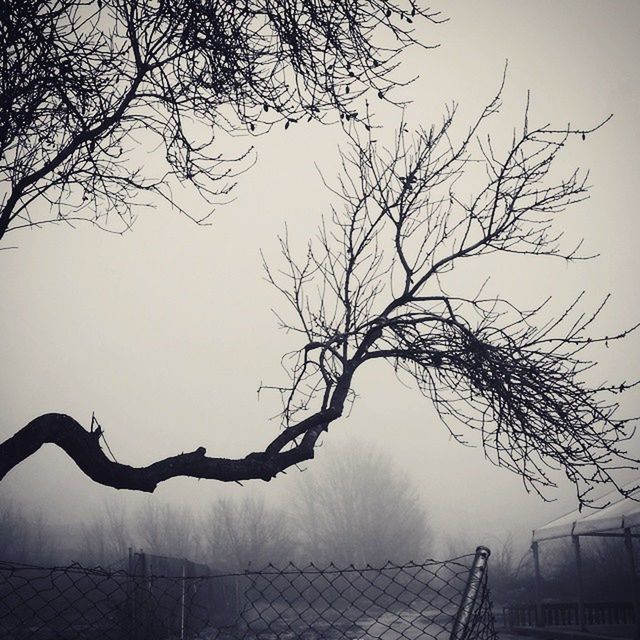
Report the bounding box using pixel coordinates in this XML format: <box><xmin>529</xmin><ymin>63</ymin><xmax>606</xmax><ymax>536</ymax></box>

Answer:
<box><xmin>1</xmin><ymin>1</ymin><xmax>639</xmax><ymax>561</ymax></box>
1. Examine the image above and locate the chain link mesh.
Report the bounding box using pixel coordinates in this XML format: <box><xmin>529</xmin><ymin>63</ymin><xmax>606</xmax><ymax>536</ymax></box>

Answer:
<box><xmin>0</xmin><ymin>554</ymin><xmax>496</xmax><ymax>640</ymax></box>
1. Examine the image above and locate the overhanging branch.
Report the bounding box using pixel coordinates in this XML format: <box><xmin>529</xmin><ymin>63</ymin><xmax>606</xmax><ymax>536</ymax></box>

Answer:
<box><xmin>0</xmin><ymin>411</ymin><xmax>340</xmax><ymax>492</ymax></box>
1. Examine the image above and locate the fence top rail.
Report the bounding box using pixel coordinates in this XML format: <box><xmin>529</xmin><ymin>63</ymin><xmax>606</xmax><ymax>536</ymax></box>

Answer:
<box><xmin>0</xmin><ymin>554</ymin><xmax>477</xmax><ymax>581</ymax></box>
<box><xmin>0</xmin><ymin>559</ymin><xmax>126</xmax><ymax>578</ymax></box>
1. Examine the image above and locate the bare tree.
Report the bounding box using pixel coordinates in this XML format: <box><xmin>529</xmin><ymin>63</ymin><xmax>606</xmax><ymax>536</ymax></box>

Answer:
<box><xmin>0</xmin><ymin>497</ymin><xmax>55</xmax><ymax>563</ymax></box>
<box><xmin>78</xmin><ymin>500</ymin><xmax>131</xmax><ymax>565</ymax></box>
<box><xmin>203</xmin><ymin>495</ymin><xmax>294</xmax><ymax>570</ymax></box>
<box><xmin>0</xmin><ymin>0</ymin><xmax>441</xmax><ymax>240</ymax></box>
<box><xmin>262</xmin><ymin>84</ymin><xmax>638</xmax><ymax>506</ymax></box>
<box><xmin>0</xmin><ymin>497</ymin><xmax>26</xmax><ymax>560</ymax></box>
<box><xmin>290</xmin><ymin>443</ymin><xmax>431</xmax><ymax>565</ymax></box>
<box><xmin>0</xmin><ymin>78</ymin><xmax>636</xmax><ymax>503</ymax></box>
<box><xmin>135</xmin><ymin>501</ymin><xmax>198</xmax><ymax>559</ymax></box>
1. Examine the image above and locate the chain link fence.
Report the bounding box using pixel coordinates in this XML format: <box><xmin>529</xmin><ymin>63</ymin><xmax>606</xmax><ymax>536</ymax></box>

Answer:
<box><xmin>0</xmin><ymin>549</ymin><xmax>496</xmax><ymax>640</ymax></box>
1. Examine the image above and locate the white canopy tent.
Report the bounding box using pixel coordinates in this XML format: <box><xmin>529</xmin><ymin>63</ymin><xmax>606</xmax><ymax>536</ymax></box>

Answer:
<box><xmin>529</xmin><ymin>480</ymin><xmax>640</xmax><ymax>635</ymax></box>
<box><xmin>533</xmin><ymin>481</ymin><xmax>640</xmax><ymax>542</ymax></box>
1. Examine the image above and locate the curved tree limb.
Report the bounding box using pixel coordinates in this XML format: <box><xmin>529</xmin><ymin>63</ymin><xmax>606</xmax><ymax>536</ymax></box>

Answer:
<box><xmin>0</xmin><ymin>332</ymin><xmax>364</xmax><ymax>492</ymax></box>
<box><xmin>0</xmin><ymin>410</ymin><xmax>341</xmax><ymax>492</ymax></box>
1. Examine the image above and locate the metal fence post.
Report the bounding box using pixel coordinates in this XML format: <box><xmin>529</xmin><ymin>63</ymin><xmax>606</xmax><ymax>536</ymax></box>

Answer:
<box><xmin>573</xmin><ymin>536</ymin><xmax>585</xmax><ymax>630</ymax></box>
<box><xmin>181</xmin><ymin>559</ymin><xmax>186</xmax><ymax>640</ymax></box>
<box><xmin>131</xmin><ymin>550</ymin><xmax>147</xmax><ymax>640</ymax></box>
<box><xmin>532</xmin><ymin>541</ymin><xmax>543</xmax><ymax>626</ymax></box>
<box><xmin>450</xmin><ymin>546</ymin><xmax>491</xmax><ymax>640</ymax></box>
<box><xmin>128</xmin><ymin>547</ymin><xmax>134</xmax><ymax>636</ymax></box>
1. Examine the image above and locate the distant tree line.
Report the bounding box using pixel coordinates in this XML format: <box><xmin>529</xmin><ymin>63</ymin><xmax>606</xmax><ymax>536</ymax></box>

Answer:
<box><xmin>4</xmin><ymin>485</ymin><xmax>636</xmax><ymax>606</ymax></box>
<box><xmin>0</xmin><ymin>444</ymin><xmax>431</xmax><ymax>570</ymax></box>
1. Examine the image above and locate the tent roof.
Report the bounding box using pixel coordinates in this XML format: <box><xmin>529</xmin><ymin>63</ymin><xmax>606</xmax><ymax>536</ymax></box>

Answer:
<box><xmin>532</xmin><ymin>480</ymin><xmax>640</xmax><ymax>543</ymax></box>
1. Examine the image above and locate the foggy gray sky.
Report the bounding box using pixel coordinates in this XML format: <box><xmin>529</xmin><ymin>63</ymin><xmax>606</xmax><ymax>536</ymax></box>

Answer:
<box><xmin>1</xmin><ymin>1</ymin><xmax>639</xmax><ymax>555</ymax></box>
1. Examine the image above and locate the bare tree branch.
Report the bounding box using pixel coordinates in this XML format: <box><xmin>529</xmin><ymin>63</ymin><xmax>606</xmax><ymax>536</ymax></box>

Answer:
<box><xmin>0</xmin><ymin>0</ymin><xmax>443</xmax><ymax>241</ymax></box>
<box><xmin>0</xmin><ymin>409</ymin><xmax>352</xmax><ymax>491</ymax></box>
<box><xmin>264</xmin><ymin>93</ymin><xmax>636</xmax><ymax>506</ymax></box>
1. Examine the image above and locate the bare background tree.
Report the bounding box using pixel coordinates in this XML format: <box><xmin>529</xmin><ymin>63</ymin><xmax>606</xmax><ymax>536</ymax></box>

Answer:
<box><xmin>289</xmin><ymin>443</ymin><xmax>431</xmax><ymax>566</ymax></box>
<box><xmin>132</xmin><ymin>501</ymin><xmax>196</xmax><ymax>559</ymax></box>
<box><xmin>0</xmin><ymin>497</ymin><xmax>54</xmax><ymax>564</ymax></box>
<box><xmin>203</xmin><ymin>496</ymin><xmax>293</xmax><ymax>571</ymax></box>
<box><xmin>79</xmin><ymin>500</ymin><xmax>131</xmax><ymax>566</ymax></box>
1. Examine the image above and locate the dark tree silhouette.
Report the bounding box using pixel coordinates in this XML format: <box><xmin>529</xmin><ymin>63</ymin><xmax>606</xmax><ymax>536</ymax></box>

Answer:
<box><xmin>261</xmin><ymin>87</ymin><xmax>637</xmax><ymax>505</ymax></box>
<box><xmin>0</xmin><ymin>3</ymin><xmax>636</xmax><ymax>505</ymax></box>
<box><xmin>0</xmin><ymin>0</ymin><xmax>441</xmax><ymax>239</ymax></box>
